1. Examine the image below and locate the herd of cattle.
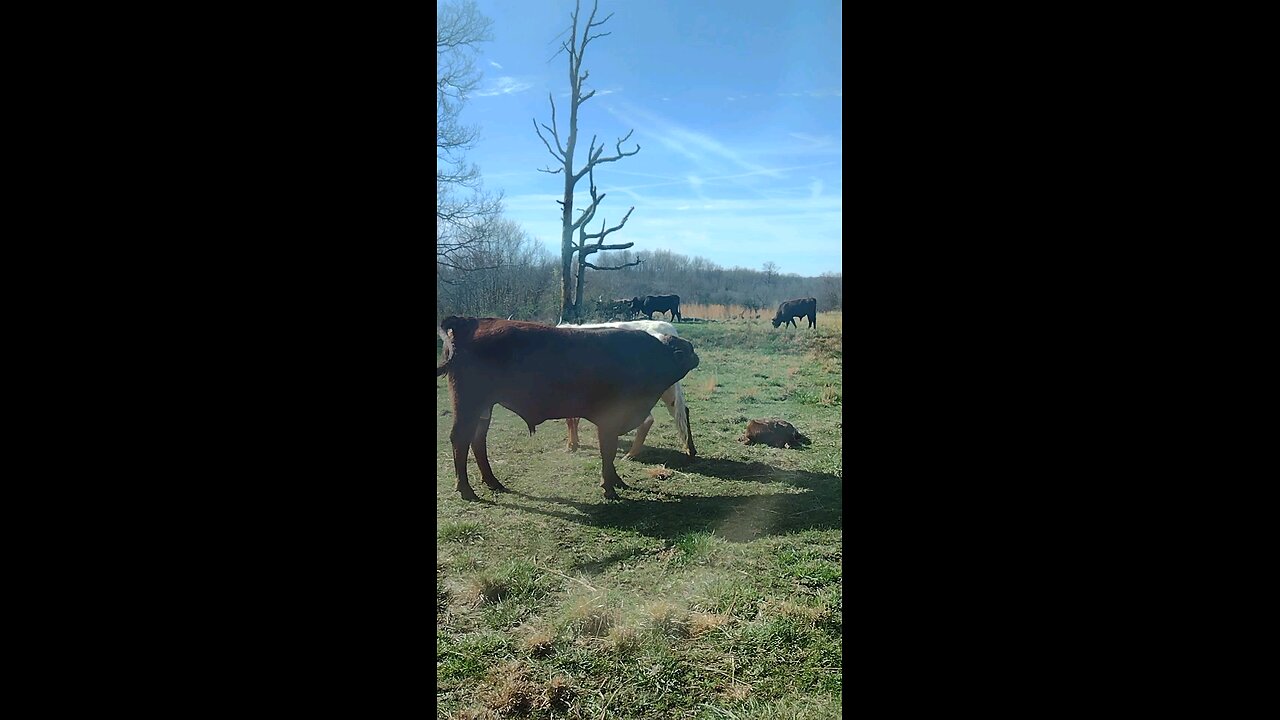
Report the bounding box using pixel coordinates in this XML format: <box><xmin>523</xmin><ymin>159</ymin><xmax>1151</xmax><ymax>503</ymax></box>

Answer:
<box><xmin>436</xmin><ymin>296</ymin><xmax>819</xmax><ymax>501</ymax></box>
<box><xmin>596</xmin><ymin>294</ymin><xmax>819</xmax><ymax>330</ymax></box>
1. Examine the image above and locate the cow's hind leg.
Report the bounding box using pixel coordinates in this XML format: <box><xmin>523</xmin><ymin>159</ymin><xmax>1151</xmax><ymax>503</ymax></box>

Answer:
<box><xmin>809</xmin><ymin>313</ymin><xmax>816</xmax><ymax>328</ymax></box>
<box><xmin>450</xmin><ymin>411</ymin><xmax>482</xmax><ymax>501</ymax></box>
<box><xmin>624</xmin><ymin>412</ymin><xmax>655</xmax><ymax>459</ymax></box>
<box><xmin>566</xmin><ymin>417</ymin><xmax>580</xmax><ymax>452</ymax></box>
<box><xmin>597</xmin><ymin>427</ymin><xmax>629</xmax><ymax>498</ymax></box>
<box><xmin>471</xmin><ymin>406</ymin><xmax>508</xmax><ymax>493</ymax></box>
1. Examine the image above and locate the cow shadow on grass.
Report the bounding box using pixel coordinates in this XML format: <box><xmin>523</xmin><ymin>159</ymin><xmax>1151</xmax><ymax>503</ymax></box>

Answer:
<box><xmin>490</xmin><ymin>453</ymin><xmax>841</xmax><ymax>545</ymax></box>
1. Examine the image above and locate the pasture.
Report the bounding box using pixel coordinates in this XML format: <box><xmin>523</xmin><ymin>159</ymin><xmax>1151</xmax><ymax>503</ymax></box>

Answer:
<box><xmin>437</xmin><ymin>312</ymin><xmax>843</xmax><ymax>719</ymax></box>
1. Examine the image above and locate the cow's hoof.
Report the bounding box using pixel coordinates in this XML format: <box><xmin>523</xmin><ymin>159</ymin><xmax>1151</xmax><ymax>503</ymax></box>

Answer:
<box><xmin>459</xmin><ymin>488</ymin><xmax>480</xmax><ymax>502</ymax></box>
<box><xmin>485</xmin><ymin>481</ymin><xmax>509</xmax><ymax>493</ymax></box>
<box><xmin>603</xmin><ymin>488</ymin><xmax>619</xmax><ymax>500</ymax></box>
<box><xmin>622</xmin><ymin>452</ymin><xmax>638</xmax><ymax>461</ymax></box>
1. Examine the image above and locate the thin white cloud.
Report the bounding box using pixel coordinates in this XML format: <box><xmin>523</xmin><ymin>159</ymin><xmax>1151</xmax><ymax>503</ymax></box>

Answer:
<box><xmin>489</xmin><ymin>61</ymin><xmax>503</xmax><ymax>69</ymax></box>
<box><xmin>476</xmin><ymin>76</ymin><xmax>534</xmax><ymax>97</ymax></box>
<box><xmin>809</xmin><ymin>178</ymin><xmax>823</xmax><ymax>198</ymax></box>
<box><xmin>607</xmin><ymin>102</ymin><xmax>787</xmax><ymax>181</ymax></box>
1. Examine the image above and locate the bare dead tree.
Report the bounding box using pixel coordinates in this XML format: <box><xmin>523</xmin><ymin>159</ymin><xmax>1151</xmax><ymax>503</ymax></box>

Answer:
<box><xmin>438</xmin><ymin>0</ymin><xmax>503</xmax><ymax>274</ymax></box>
<box><xmin>534</xmin><ymin>0</ymin><xmax>640</xmax><ymax>323</ymax></box>
<box><xmin>569</xmin><ymin>166</ymin><xmax>642</xmax><ymax>321</ymax></box>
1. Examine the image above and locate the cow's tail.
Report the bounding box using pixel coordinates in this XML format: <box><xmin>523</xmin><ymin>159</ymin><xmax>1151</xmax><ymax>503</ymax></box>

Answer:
<box><xmin>435</xmin><ymin>326</ymin><xmax>454</xmax><ymax>377</ymax></box>
<box><xmin>669</xmin><ymin>381</ymin><xmax>695</xmax><ymax>456</ymax></box>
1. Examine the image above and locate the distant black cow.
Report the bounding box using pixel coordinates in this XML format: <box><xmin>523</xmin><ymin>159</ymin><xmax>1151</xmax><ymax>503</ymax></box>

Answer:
<box><xmin>631</xmin><ymin>294</ymin><xmax>682</xmax><ymax>322</ymax></box>
<box><xmin>771</xmin><ymin>297</ymin><xmax>817</xmax><ymax>329</ymax></box>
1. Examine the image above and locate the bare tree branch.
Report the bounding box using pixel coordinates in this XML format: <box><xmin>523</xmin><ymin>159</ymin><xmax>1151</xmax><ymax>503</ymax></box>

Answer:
<box><xmin>583</xmin><ymin>206</ymin><xmax>635</xmax><ymax>243</ymax></box>
<box><xmin>583</xmin><ymin>258</ymin><xmax>642</xmax><ymax>271</ymax></box>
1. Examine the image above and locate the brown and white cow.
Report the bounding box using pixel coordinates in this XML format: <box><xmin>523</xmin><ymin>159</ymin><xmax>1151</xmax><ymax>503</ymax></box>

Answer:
<box><xmin>556</xmin><ymin>319</ymin><xmax>696</xmax><ymax>458</ymax></box>
<box><xmin>436</xmin><ymin>316</ymin><xmax>699</xmax><ymax>501</ymax></box>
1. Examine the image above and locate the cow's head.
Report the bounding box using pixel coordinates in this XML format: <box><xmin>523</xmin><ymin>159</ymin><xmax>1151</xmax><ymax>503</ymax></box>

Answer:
<box><xmin>629</xmin><ymin>296</ymin><xmax>643</xmax><ymax>311</ymax></box>
<box><xmin>771</xmin><ymin>315</ymin><xmax>783</xmax><ymax>328</ymax></box>
<box><xmin>441</xmin><ymin>315</ymin><xmax>480</xmax><ymax>344</ymax></box>
<box><xmin>658</xmin><ymin>334</ymin><xmax>699</xmax><ymax>374</ymax></box>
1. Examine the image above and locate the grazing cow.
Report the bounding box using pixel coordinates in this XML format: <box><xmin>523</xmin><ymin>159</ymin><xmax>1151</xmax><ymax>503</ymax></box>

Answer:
<box><xmin>436</xmin><ymin>316</ymin><xmax>699</xmax><ymax>501</ymax></box>
<box><xmin>556</xmin><ymin>320</ymin><xmax>696</xmax><ymax>458</ymax></box>
<box><xmin>771</xmin><ymin>297</ymin><xmax>817</xmax><ymax>329</ymax></box>
<box><xmin>630</xmin><ymin>294</ymin><xmax>682</xmax><ymax>322</ymax></box>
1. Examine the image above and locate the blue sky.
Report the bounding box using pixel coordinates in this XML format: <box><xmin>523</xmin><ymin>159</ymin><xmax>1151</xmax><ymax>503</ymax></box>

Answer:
<box><xmin>452</xmin><ymin>0</ymin><xmax>842</xmax><ymax>277</ymax></box>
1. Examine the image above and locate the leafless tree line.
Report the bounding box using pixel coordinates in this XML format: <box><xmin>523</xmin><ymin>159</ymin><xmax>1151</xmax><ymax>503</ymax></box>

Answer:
<box><xmin>437</xmin><ymin>0</ymin><xmax>503</xmax><ymax>280</ymax></box>
<box><xmin>438</xmin><ymin>240</ymin><xmax>841</xmax><ymax>322</ymax></box>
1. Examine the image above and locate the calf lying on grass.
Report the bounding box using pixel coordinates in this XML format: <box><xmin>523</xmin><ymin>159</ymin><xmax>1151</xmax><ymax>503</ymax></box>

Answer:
<box><xmin>437</xmin><ymin>316</ymin><xmax>699</xmax><ymax>501</ymax></box>
<box><xmin>556</xmin><ymin>320</ymin><xmax>696</xmax><ymax>458</ymax></box>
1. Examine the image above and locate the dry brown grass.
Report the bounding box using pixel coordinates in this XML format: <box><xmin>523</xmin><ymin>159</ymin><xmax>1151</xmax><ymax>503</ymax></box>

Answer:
<box><xmin>522</xmin><ymin>629</ymin><xmax>556</xmax><ymax>657</ymax></box>
<box><xmin>819</xmin><ymin>385</ymin><xmax>839</xmax><ymax>406</ymax></box>
<box><xmin>689</xmin><ymin>612</ymin><xmax>731</xmax><ymax>638</ymax></box>
<box><xmin>607</xmin><ymin>625</ymin><xmax>639</xmax><ymax>653</ymax></box>
<box><xmin>645</xmin><ymin>600</ymin><xmax>690</xmax><ymax>638</ymax></box>
<box><xmin>681</xmin><ymin>303</ymin><xmax>762</xmax><ymax>321</ymax></box>
<box><xmin>701</xmin><ymin>375</ymin><xmax>718</xmax><ymax>394</ymax></box>
<box><xmin>466</xmin><ymin>662</ymin><xmax>577</xmax><ymax>718</ymax></box>
<box><xmin>466</xmin><ymin>575</ymin><xmax>508</xmax><ymax>606</ymax></box>
<box><xmin>566</xmin><ymin>594</ymin><xmax>617</xmax><ymax>637</ymax></box>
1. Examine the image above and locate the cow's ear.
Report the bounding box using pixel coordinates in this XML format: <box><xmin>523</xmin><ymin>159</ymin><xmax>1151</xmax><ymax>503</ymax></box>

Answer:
<box><xmin>440</xmin><ymin>316</ymin><xmax>479</xmax><ymax>343</ymax></box>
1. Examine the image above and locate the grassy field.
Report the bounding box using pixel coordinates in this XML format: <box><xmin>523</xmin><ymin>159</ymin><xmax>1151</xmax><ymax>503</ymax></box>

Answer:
<box><xmin>437</xmin><ymin>312</ymin><xmax>843</xmax><ymax>719</ymax></box>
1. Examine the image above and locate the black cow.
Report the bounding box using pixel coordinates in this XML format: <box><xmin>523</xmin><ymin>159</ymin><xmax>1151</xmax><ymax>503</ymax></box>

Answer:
<box><xmin>771</xmin><ymin>297</ymin><xmax>817</xmax><ymax>329</ymax></box>
<box><xmin>630</xmin><ymin>294</ymin><xmax>682</xmax><ymax>322</ymax></box>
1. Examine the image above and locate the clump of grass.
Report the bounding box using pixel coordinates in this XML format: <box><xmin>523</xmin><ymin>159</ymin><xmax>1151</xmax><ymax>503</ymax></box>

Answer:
<box><xmin>522</xmin><ymin>629</ymin><xmax>555</xmax><ymax>657</ymax></box>
<box><xmin>437</xmin><ymin>578</ymin><xmax>450</xmax><ymax>615</ymax></box>
<box><xmin>544</xmin><ymin>675</ymin><xmax>574</xmax><ymax>714</ymax></box>
<box><xmin>645</xmin><ymin>600</ymin><xmax>690</xmax><ymax>638</ymax></box>
<box><xmin>467</xmin><ymin>573</ymin><xmax>508</xmax><ymax>606</ymax></box>
<box><xmin>689</xmin><ymin>612</ymin><xmax>731</xmax><ymax>638</ymax></box>
<box><xmin>439</xmin><ymin>521</ymin><xmax>484</xmax><ymax>544</ymax></box>
<box><xmin>769</xmin><ymin>600</ymin><xmax>826</xmax><ymax>627</ymax></box>
<box><xmin>481</xmin><ymin>662</ymin><xmax>538</xmax><ymax>718</ymax></box>
<box><xmin>819</xmin><ymin>385</ymin><xmax>840</xmax><ymax>406</ymax></box>
<box><xmin>466</xmin><ymin>558</ymin><xmax>553</xmax><ymax>610</ymax></box>
<box><xmin>674</xmin><ymin>531</ymin><xmax>719</xmax><ymax>567</ymax></box>
<box><xmin>607</xmin><ymin>624</ymin><xmax>639</xmax><ymax>654</ymax></box>
<box><xmin>738</xmin><ymin>388</ymin><xmax>760</xmax><ymax>404</ymax></box>
<box><xmin>702</xmin><ymin>375</ymin><xmax>718</xmax><ymax>394</ymax></box>
<box><xmin>565</xmin><ymin>593</ymin><xmax>618</xmax><ymax>637</ymax></box>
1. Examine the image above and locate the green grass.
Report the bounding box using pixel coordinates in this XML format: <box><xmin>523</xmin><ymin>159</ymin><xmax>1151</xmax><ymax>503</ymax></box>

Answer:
<box><xmin>437</xmin><ymin>313</ymin><xmax>842</xmax><ymax>719</ymax></box>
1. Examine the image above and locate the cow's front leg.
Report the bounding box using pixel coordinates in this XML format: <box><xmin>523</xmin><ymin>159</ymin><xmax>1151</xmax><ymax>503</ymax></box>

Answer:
<box><xmin>471</xmin><ymin>407</ymin><xmax>508</xmax><ymax>493</ymax></box>
<box><xmin>450</xmin><ymin>411</ymin><xmax>481</xmax><ymax>501</ymax></box>
<box><xmin>597</xmin><ymin>427</ymin><xmax>629</xmax><ymax>499</ymax></box>
<box><xmin>623</xmin><ymin>413</ymin><xmax>655</xmax><ymax>459</ymax></box>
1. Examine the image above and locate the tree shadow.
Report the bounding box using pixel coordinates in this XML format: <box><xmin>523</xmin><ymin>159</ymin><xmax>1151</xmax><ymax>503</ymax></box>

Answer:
<box><xmin>495</xmin><ymin>454</ymin><xmax>841</xmax><ymax>544</ymax></box>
